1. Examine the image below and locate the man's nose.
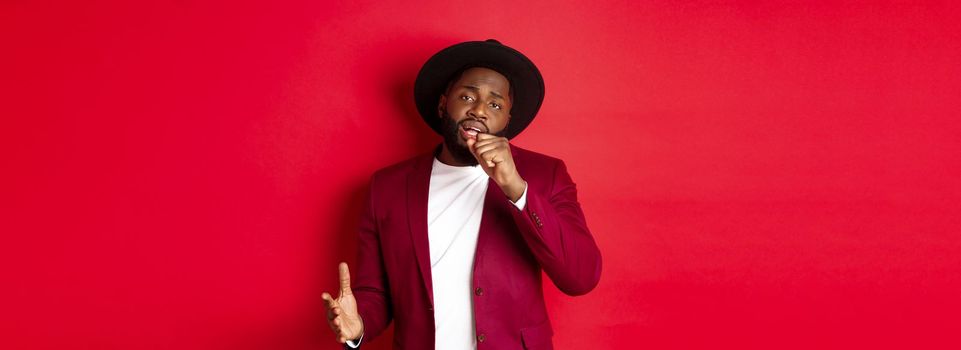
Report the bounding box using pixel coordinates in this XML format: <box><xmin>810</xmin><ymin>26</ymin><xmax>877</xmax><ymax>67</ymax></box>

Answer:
<box><xmin>468</xmin><ymin>103</ymin><xmax>486</xmax><ymax>119</ymax></box>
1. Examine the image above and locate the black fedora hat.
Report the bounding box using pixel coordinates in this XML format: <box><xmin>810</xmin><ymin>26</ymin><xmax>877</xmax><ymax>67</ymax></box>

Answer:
<box><xmin>414</xmin><ymin>39</ymin><xmax>545</xmax><ymax>140</ymax></box>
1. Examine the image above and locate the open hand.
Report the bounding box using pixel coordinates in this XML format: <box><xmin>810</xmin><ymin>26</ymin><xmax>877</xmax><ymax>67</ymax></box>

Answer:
<box><xmin>322</xmin><ymin>262</ymin><xmax>364</xmax><ymax>344</ymax></box>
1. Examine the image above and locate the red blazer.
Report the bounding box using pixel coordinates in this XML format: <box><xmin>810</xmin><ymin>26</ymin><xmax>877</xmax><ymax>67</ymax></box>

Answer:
<box><xmin>353</xmin><ymin>144</ymin><xmax>602</xmax><ymax>350</ymax></box>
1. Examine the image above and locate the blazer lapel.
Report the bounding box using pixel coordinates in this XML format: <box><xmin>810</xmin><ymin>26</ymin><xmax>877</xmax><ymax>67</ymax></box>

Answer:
<box><xmin>407</xmin><ymin>153</ymin><xmax>435</xmax><ymax>306</ymax></box>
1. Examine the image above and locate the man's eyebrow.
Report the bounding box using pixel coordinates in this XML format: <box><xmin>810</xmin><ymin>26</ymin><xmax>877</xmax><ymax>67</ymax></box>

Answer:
<box><xmin>461</xmin><ymin>85</ymin><xmax>506</xmax><ymax>101</ymax></box>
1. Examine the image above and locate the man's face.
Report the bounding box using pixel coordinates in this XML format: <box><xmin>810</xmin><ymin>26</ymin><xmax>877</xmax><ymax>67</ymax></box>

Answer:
<box><xmin>438</xmin><ymin>67</ymin><xmax>513</xmax><ymax>164</ymax></box>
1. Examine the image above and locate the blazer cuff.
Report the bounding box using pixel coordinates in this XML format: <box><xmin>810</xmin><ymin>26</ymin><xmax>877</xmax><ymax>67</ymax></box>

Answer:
<box><xmin>509</xmin><ymin>182</ymin><xmax>529</xmax><ymax>211</ymax></box>
<box><xmin>345</xmin><ymin>334</ymin><xmax>363</xmax><ymax>348</ymax></box>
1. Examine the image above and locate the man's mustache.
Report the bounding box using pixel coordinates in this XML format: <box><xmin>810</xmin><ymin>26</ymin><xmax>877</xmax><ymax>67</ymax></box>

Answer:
<box><xmin>442</xmin><ymin>111</ymin><xmax>488</xmax><ymax>131</ymax></box>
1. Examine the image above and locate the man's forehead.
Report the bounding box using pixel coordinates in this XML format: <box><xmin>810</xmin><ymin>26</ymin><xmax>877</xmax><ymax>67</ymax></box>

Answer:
<box><xmin>455</xmin><ymin>67</ymin><xmax>510</xmax><ymax>96</ymax></box>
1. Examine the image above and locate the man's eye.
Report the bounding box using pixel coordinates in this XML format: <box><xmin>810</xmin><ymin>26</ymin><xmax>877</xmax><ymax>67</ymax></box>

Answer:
<box><xmin>461</xmin><ymin>95</ymin><xmax>474</xmax><ymax>102</ymax></box>
<box><xmin>490</xmin><ymin>103</ymin><xmax>501</xmax><ymax>110</ymax></box>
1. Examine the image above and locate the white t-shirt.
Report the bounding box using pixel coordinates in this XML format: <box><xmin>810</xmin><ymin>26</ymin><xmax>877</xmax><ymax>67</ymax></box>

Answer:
<box><xmin>427</xmin><ymin>158</ymin><xmax>527</xmax><ymax>350</ymax></box>
<box><xmin>427</xmin><ymin>159</ymin><xmax>489</xmax><ymax>350</ymax></box>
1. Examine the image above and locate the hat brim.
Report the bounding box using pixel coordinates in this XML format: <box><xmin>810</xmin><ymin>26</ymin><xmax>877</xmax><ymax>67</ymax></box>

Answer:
<box><xmin>414</xmin><ymin>40</ymin><xmax>544</xmax><ymax>140</ymax></box>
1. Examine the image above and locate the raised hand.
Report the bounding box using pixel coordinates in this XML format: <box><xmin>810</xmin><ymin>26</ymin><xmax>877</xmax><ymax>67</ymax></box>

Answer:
<box><xmin>467</xmin><ymin>133</ymin><xmax>527</xmax><ymax>201</ymax></box>
<box><xmin>322</xmin><ymin>262</ymin><xmax>364</xmax><ymax>344</ymax></box>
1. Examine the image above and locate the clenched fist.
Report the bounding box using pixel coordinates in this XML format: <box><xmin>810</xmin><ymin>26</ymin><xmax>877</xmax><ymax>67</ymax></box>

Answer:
<box><xmin>322</xmin><ymin>262</ymin><xmax>364</xmax><ymax>344</ymax></box>
<box><xmin>467</xmin><ymin>133</ymin><xmax>527</xmax><ymax>202</ymax></box>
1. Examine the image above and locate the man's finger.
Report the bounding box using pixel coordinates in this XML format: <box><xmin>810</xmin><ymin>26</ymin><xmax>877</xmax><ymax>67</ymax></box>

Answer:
<box><xmin>474</xmin><ymin>133</ymin><xmax>505</xmax><ymax>143</ymax></box>
<box><xmin>472</xmin><ymin>138</ymin><xmax>507</xmax><ymax>154</ymax></box>
<box><xmin>475</xmin><ymin>133</ymin><xmax>497</xmax><ymax>141</ymax></box>
<box><xmin>474</xmin><ymin>149</ymin><xmax>494</xmax><ymax>168</ymax></box>
<box><xmin>338</xmin><ymin>262</ymin><xmax>352</xmax><ymax>297</ymax></box>
<box><xmin>471</xmin><ymin>137</ymin><xmax>500</xmax><ymax>149</ymax></box>
<box><xmin>473</xmin><ymin>144</ymin><xmax>501</xmax><ymax>157</ymax></box>
<box><xmin>322</xmin><ymin>292</ymin><xmax>335</xmax><ymax>307</ymax></box>
<box><xmin>471</xmin><ymin>137</ymin><xmax>498</xmax><ymax>150</ymax></box>
<box><xmin>478</xmin><ymin>147</ymin><xmax>506</xmax><ymax>163</ymax></box>
<box><xmin>465</xmin><ymin>139</ymin><xmax>494</xmax><ymax>167</ymax></box>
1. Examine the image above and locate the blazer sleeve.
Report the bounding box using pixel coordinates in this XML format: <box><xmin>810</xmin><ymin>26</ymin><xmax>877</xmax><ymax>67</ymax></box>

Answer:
<box><xmin>510</xmin><ymin>159</ymin><xmax>603</xmax><ymax>296</ymax></box>
<box><xmin>352</xmin><ymin>174</ymin><xmax>393</xmax><ymax>341</ymax></box>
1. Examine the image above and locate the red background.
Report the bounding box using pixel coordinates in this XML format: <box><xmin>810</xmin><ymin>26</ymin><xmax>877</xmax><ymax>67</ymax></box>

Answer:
<box><xmin>3</xmin><ymin>1</ymin><xmax>960</xmax><ymax>349</ymax></box>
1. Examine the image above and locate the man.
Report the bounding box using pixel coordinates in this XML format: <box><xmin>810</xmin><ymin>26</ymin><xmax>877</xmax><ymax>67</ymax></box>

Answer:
<box><xmin>322</xmin><ymin>39</ymin><xmax>602</xmax><ymax>350</ymax></box>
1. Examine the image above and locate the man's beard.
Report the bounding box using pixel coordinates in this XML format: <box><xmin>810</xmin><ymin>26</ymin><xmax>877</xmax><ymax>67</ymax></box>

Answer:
<box><xmin>440</xmin><ymin>110</ymin><xmax>507</xmax><ymax>166</ymax></box>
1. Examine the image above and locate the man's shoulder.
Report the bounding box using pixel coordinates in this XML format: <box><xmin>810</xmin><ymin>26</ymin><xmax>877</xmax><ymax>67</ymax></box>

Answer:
<box><xmin>510</xmin><ymin>144</ymin><xmax>565</xmax><ymax>170</ymax></box>
<box><xmin>368</xmin><ymin>150</ymin><xmax>433</xmax><ymax>183</ymax></box>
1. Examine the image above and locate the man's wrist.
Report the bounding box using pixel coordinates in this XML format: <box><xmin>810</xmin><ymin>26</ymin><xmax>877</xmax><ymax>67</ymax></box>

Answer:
<box><xmin>500</xmin><ymin>177</ymin><xmax>527</xmax><ymax>202</ymax></box>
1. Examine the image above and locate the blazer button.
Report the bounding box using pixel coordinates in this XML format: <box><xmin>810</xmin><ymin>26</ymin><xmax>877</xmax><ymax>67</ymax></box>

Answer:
<box><xmin>428</xmin><ymin>306</ymin><xmax>433</xmax><ymax>311</ymax></box>
<box><xmin>477</xmin><ymin>334</ymin><xmax>486</xmax><ymax>343</ymax></box>
<box><xmin>474</xmin><ymin>287</ymin><xmax>484</xmax><ymax>296</ymax></box>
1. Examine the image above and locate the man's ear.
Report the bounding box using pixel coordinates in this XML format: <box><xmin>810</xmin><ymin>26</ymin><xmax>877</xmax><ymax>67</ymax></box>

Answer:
<box><xmin>437</xmin><ymin>95</ymin><xmax>447</xmax><ymax>118</ymax></box>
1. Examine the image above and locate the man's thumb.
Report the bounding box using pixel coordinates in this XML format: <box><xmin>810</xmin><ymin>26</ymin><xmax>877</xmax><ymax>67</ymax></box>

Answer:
<box><xmin>338</xmin><ymin>262</ymin><xmax>352</xmax><ymax>296</ymax></box>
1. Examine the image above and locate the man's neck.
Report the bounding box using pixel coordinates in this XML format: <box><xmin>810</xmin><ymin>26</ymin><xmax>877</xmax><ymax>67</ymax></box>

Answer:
<box><xmin>436</xmin><ymin>143</ymin><xmax>475</xmax><ymax>167</ymax></box>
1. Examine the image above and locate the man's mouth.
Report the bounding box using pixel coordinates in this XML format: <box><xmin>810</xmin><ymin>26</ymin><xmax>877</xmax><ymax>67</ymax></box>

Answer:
<box><xmin>459</xmin><ymin>120</ymin><xmax>488</xmax><ymax>140</ymax></box>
